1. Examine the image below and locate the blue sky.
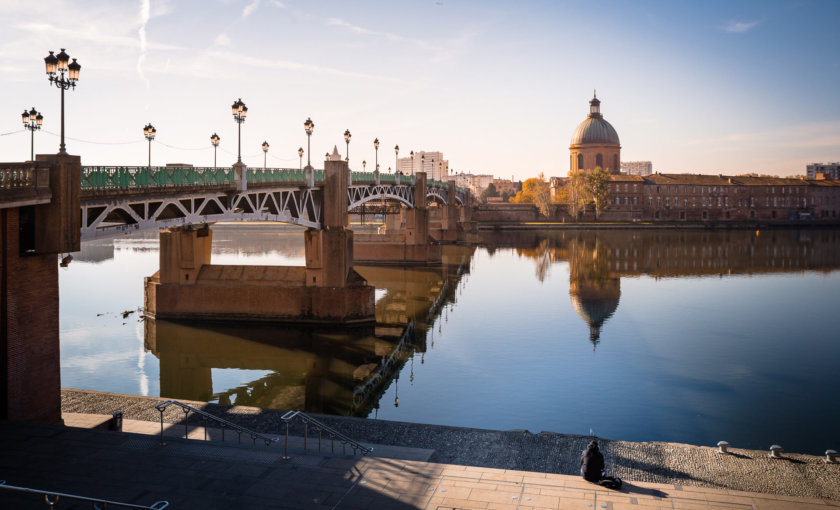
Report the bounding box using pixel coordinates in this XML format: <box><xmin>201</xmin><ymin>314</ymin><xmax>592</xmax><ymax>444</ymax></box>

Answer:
<box><xmin>1</xmin><ymin>0</ymin><xmax>838</xmax><ymax>179</ymax></box>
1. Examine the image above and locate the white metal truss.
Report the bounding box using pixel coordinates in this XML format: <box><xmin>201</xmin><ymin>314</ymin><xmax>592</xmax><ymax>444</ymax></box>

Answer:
<box><xmin>81</xmin><ymin>187</ymin><xmax>321</xmax><ymax>241</ymax></box>
<box><xmin>347</xmin><ymin>184</ymin><xmax>414</xmax><ymax>210</ymax></box>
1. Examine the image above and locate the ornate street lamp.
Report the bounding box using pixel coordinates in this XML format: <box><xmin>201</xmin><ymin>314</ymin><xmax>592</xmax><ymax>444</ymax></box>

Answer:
<box><xmin>394</xmin><ymin>144</ymin><xmax>399</xmax><ymax>174</ymax></box>
<box><xmin>343</xmin><ymin>129</ymin><xmax>351</xmax><ymax>163</ymax></box>
<box><xmin>44</xmin><ymin>48</ymin><xmax>80</xmax><ymax>155</ymax></box>
<box><xmin>303</xmin><ymin>118</ymin><xmax>314</xmax><ymax>168</ymax></box>
<box><xmin>262</xmin><ymin>140</ymin><xmax>269</xmax><ymax>169</ymax></box>
<box><xmin>298</xmin><ymin>147</ymin><xmax>304</xmax><ymax>170</ymax></box>
<box><xmin>143</xmin><ymin>123</ymin><xmax>156</xmax><ymax>170</ymax></box>
<box><xmin>421</xmin><ymin>153</ymin><xmax>425</xmax><ymax>176</ymax></box>
<box><xmin>362</xmin><ymin>160</ymin><xmax>366</xmax><ymax>172</ymax></box>
<box><xmin>373</xmin><ymin>138</ymin><xmax>379</xmax><ymax>170</ymax></box>
<box><xmin>22</xmin><ymin>107</ymin><xmax>43</xmax><ymax>161</ymax></box>
<box><xmin>410</xmin><ymin>150</ymin><xmax>414</xmax><ymax>175</ymax></box>
<box><xmin>210</xmin><ymin>133</ymin><xmax>220</xmax><ymax>168</ymax></box>
<box><xmin>231</xmin><ymin>98</ymin><xmax>247</xmax><ymax>163</ymax></box>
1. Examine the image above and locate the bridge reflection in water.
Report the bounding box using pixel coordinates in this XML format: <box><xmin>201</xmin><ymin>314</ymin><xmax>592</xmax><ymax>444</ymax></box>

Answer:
<box><xmin>143</xmin><ymin>244</ymin><xmax>474</xmax><ymax>416</ymax></box>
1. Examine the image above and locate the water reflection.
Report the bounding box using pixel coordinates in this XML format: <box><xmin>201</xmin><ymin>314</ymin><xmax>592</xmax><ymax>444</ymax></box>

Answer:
<box><xmin>142</xmin><ymin>244</ymin><xmax>475</xmax><ymax>416</ymax></box>
<box><xmin>492</xmin><ymin>229</ymin><xmax>840</xmax><ymax>348</ymax></box>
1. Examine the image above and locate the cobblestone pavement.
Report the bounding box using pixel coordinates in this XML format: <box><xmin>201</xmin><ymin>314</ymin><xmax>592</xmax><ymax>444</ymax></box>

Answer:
<box><xmin>61</xmin><ymin>388</ymin><xmax>840</xmax><ymax>502</ymax></box>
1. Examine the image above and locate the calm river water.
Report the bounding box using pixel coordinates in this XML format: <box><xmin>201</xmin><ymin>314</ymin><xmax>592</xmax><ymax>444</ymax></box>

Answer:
<box><xmin>59</xmin><ymin>226</ymin><xmax>840</xmax><ymax>454</ymax></box>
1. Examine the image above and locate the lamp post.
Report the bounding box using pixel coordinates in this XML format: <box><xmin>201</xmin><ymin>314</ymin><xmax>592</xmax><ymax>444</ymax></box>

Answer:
<box><xmin>410</xmin><ymin>150</ymin><xmax>414</xmax><ymax>175</ymax></box>
<box><xmin>231</xmin><ymin>98</ymin><xmax>247</xmax><ymax>163</ymax></box>
<box><xmin>394</xmin><ymin>145</ymin><xmax>399</xmax><ymax>174</ymax></box>
<box><xmin>362</xmin><ymin>160</ymin><xmax>366</xmax><ymax>172</ymax></box>
<box><xmin>373</xmin><ymin>138</ymin><xmax>379</xmax><ymax>170</ymax></box>
<box><xmin>303</xmin><ymin>118</ymin><xmax>314</xmax><ymax>168</ymax></box>
<box><xmin>262</xmin><ymin>141</ymin><xmax>269</xmax><ymax>169</ymax></box>
<box><xmin>343</xmin><ymin>129</ymin><xmax>351</xmax><ymax>163</ymax></box>
<box><xmin>22</xmin><ymin>107</ymin><xmax>43</xmax><ymax>161</ymax></box>
<box><xmin>298</xmin><ymin>147</ymin><xmax>304</xmax><ymax>170</ymax></box>
<box><xmin>44</xmin><ymin>48</ymin><xmax>81</xmax><ymax>155</ymax></box>
<box><xmin>421</xmin><ymin>154</ymin><xmax>425</xmax><ymax>176</ymax></box>
<box><xmin>210</xmin><ymin>133</ymin><xmax>220</xmax><ymax>168</ymax></box>
<box><xmin>143</xmin><ymin>123</ymin><xmax>156</xmax><ymax>170</ymax></box>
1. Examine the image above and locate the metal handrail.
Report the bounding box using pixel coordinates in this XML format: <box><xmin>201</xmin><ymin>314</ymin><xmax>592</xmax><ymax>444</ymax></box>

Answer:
<box><xmin>0</xmin><ymin>480</ymin><xmax>168</xmax><ymax>509</ymax></box>
<box><xmin>154</xmin><ymin>400</ymin><xmax>278</xmax><ymax>447</ymax></box>
<box><xmin>280</xmin><ymin>410</ymin><xmax>373</xmax><ymax>459</ymax></box>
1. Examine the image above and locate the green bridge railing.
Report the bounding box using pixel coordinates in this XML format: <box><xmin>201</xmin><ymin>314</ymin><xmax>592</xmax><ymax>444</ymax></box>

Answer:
<box><xmin>81</xmin><ymin>166</ymin><xmax>467</xmax><ymax>196</ymax></box>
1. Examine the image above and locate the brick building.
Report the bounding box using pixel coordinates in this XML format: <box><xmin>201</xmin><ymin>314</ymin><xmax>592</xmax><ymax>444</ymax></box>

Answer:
<box><xmin>569</xmin><ymin>92</ymin><xmax>621</xmax><ymax>174</ymax></box>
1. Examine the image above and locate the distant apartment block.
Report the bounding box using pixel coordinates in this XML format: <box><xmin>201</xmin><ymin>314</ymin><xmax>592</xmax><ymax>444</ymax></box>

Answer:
<box><xmin>621</xmin><ymin>161</ymin><xmax>653</xmax><ymax>176</ymax></box>
<box><xmin>807</xmin><ymin>162</ymin><xmax>840</xmax><ymax>179</ymax></box>
<box><xmin>396</xmin><ymin>151</ymin><xmax>449</xmax><ymax>181</ymax></box>
<box><xmin>455</xmin><ymin>173</ymin><xmax>494</xmax><ymax>194</ymax></box>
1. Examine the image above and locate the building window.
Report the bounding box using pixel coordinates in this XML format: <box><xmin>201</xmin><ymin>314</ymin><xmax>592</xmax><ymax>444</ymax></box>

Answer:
<box><xmin>615</xmin><ymin>196</ymin><xmax>620</xmax><ymax>205</ymax></box>
<box><xmin>680</xmin><ymin>211</ymin><xmax>686</xmax><ymax>220</ymax></box>
<box><xmin>596</xmin><ymin>154</ymin><xmax>603</xmax><ymax>168</ymax></box>
<box><xmin>666</xmin><ymin>198</ymin><xmax>670</xmax><ymax>207</ymax></box>
<box><xmin>577</xmin><ymin>154</ymin><xmax>583</xmax><ymax>170</ymax></box>
<box><xmin>613</xmin><ymin>155</ymin><xmax>618</xmax><ymax>171</ymax></box>
<box><xmin>702</xmin><ymin>211</ymin><xmax>708</xmax><ymax>220</ymax></box>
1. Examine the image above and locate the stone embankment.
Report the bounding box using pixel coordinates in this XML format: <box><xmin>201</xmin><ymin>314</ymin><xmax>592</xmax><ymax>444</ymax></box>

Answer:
<box><xmin>62</xmin><ymin>388</ymin><xmax>840</xmax><ymax>501</ymax></box>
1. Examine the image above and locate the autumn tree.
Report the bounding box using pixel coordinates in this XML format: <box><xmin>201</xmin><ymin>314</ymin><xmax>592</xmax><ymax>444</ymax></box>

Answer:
<box><xmin>479</xmin><ymin>182</ymin><xmax>498</xmax><ymax>203</ymax></box>
<box><xmin>565</xmin><ymin>169</ymin><xmax>589</xmax><ymax>220</ymax></box>
<box><xmin>586</xmin><ymin>166</ymin><xmax>611</xmax><ymax>220</ymax></box>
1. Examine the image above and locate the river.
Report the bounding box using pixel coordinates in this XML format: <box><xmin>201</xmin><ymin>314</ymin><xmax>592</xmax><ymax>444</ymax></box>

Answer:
<box><xmin>59</xmin><ymin>226</ymin><xmax>840</xmax><ymax>454</ymax></box>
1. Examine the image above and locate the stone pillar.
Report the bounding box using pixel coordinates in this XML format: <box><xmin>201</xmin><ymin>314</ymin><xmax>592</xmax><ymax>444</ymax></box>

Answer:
<box><xmin>233</xmin><ymin>161</ymin><xmax>247</xmax><ymax>191</ymax></box>
<box><xmin>441</xmin><ymin>180</ymin><xmax>459</xmax><ymax>233</ymax></box>
<box><xmin>0</xmin><ymin>154</ymin><xmax>80</xmax><ymax>423</ymax></box>
<box><xmin>158</xmin><ymin>225</ymin><xmax>213</xmax><ymax>285</ymax></box>
<box><xmin>305</xmin><ymin>158</ymin><xmax>354</xmax><ymax>287</ymax></box>
<box><xmin>405</xmin><ymin>172</ymin><xmax>429</xmax><ymax>245</ymax></box>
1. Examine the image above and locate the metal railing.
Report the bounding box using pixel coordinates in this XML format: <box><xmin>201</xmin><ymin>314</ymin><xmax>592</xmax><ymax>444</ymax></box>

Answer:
<box><xmin>281</xmin><ymin>410</ymin><xmax>372</xmax><ymax>458</ymax></box>
<box><xmin>155</xmin><ymin>400</ymin><xmax>277</xmax><ymax>447</ymax></box>
<box><xmin>154</xmin><ymin>400</ymin><xmax>370</xmax><ymax>459</ymax></box>
<box><xmin>0</xmin><ymin>480</ymin><xmax>168</xmax><ymax>509</ymax></box>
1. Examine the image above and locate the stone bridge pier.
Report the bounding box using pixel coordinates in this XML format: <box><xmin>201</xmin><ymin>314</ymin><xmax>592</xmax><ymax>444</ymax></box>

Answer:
<box><xmin>354</xmin><ymin>172</ymin><xmax>442</xmax><ymax>265</ymax></box>
<box><xmin>144</xmin><ymin>158</ymin><xmax>375</xmax><ymax>324</ymax></box>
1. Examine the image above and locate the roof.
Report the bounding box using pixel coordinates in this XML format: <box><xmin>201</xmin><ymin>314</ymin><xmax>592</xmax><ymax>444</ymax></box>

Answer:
<box><xmin>570</xmin><ymin>117</ymin><xmax>620</xmax><ymax>146</ymax></box>
<box><xmin>635</xmin><ymin>173</ymin><xmax>816</xmax><ymax>187</ymax></box>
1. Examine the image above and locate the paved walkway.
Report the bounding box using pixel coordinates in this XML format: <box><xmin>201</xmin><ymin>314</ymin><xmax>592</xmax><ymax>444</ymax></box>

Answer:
<box><xmin>0</xmin><ymin>416</ymin><xmax>837</xmax><ymax>509</ymax></box>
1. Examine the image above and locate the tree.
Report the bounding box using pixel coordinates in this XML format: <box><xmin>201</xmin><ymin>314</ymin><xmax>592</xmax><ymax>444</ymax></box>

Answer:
<box><xmin>530</xmin><ymin>173</ymin><xmax>552</xmax><ymax>218</ymax></box>
<box><xmin>500</xmin><ymin>189</ymin><xmax>515</xmax><ymax>202</ymax></box>
<box><xmin>565</xmin><ymin>169</ymin><xmax>589</xmax><ymax>220</ymax></box>
<box><xmin>479</xmin><ymin>182</ymin><xmax>498</xmax><ymax>203</ymax></box>
<box><xmin>586</xmin><ymin>167</ymin><xmax>611</xmax><ymax>220</ymax></box>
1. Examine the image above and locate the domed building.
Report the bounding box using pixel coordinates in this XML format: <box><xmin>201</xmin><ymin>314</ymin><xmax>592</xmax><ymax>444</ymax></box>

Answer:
<box><xmin>570</xmin><ymin>92</ymin><xmax>621</xmax><ymax>174</ymax></box>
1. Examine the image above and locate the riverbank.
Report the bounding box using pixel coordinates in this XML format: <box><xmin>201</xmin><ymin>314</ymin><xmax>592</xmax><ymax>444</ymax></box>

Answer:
<box><xmin>477</xmin><ymin>220</ymin><xmax>840</xmax><ymax>230</ymax></box>
<box><xmin>61</xmin><ymin>388</ymin><xmax>840</xmax><ymax>501</ymax></box>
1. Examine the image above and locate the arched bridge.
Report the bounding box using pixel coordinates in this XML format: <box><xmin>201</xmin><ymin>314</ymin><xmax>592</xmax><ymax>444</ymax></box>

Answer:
<box><xmin>80</xmin><ymin>166</ymin><xmax>468</xmax><ymax>241</ymax></box>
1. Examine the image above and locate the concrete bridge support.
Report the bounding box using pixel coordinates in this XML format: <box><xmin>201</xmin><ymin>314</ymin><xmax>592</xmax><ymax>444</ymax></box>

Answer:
<box><xmin>144</xmin><ymin>159</ymin><xmax>375</xmax><ymax>324</ymax></box>
<box><xmin>354</xmin><ymin>172</ymin><xmax>442</xmax><ymax>265</ymax></box>
<box><xmin>1</xmin><ymin>155</ymin><xmax>80</xmax><ymax>423</ymax></box>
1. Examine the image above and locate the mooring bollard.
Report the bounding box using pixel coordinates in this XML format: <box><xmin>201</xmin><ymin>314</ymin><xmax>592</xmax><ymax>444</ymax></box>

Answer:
<box><xmin>717</xmin><ymin>441</ymin><xmax>730</xmax><ymax>454</ymax></box>
<box><xmin>769</xmin><ymin>445</ymin><xmax>784</xmax><ymax>458</ymax></box>
<box><xmin>826</xmin><ymin>450</ymin><xmax>837</xmax><ymax>464</ymax></box>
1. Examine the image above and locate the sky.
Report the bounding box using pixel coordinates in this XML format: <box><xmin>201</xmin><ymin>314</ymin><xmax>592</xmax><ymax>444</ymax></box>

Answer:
<box><xmin>0</xmin><ymin>0</ymin><xmax>838</xmax><ymax>180</ymax></box>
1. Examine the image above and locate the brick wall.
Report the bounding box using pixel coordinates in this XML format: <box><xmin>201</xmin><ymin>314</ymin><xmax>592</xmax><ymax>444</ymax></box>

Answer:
<box><xmin>1</xmin><ymin>207</ymin><xmax>61</xmax><ymax>422</ymax></box>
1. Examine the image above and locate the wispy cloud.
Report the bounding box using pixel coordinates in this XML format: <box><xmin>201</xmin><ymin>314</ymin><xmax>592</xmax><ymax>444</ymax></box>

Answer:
<box><xmin>242</xmin><ymin>0</ymin><xmax>260</xmax><ymax>19</ymax></box>
<box><xmin>327</xmin><ymin>17</ymin><xmax>441</xmax><ymax>51</ymax></box>
<box><xmin>269</xmin><ymin>0</ymin><xmax>285</xmax><ymax>7</ymax></box>
<box><xmin>206</xmin><ymin>49</ymin><xmax>403</xmax><ymax>82</ymax></box>
<box><xmin>16</xmin><ymin>22</ymin><xmax>183</xmax><ymax>51</ymax></box>
<box><xmin>214</xmin><ymin>33</ymin><xmax>232</xmax><ymax>47</ymax></box>
<box><xmin>138</xmin><ymin>0</ymin><xmax>151</xmax><ymax>88</ymax></box>
<box><xmin>721</xmin><ymin>20</ymin><xmax>760</xmax><ymax>33</ymax></box>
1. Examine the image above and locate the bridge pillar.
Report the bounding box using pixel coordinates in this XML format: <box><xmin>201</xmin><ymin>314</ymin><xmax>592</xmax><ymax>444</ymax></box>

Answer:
<box><xmin>305</xmin><ymin>157</ymin><xmax>355</xmax><ymax>287</ymax></box>
<box><xmin>1</xmin><ymin>154</ymin><xmax>80</xmax><ymax>423</ymax></box>
<box><xmin>157</xmin><ymin>225</ymin><xmax>213</xmax><ymax>284</ymax></box>
<box><xmin>234</xmin><ymin>161</ymin><xmax>247</xmax><ymax>191</ymax></box>
<box><xmin>405</xmin><ymin>172</ymin><xmax>428</xmax><ymax>245</ymax></box>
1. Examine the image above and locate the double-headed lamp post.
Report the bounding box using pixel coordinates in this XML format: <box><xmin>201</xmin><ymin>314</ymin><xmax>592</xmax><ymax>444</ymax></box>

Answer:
<box><xmin>143</xmin><ymin>123</ymin><xmax>156</xmax><ymax>170</ymax></box>
<box><xmin>303</xmin><ymin>118</ymin><xmax>314</xmax><ymax>168</ymax></box>
<box><xmin>231</xmin><ymin>98</ymin><xmax>247</xmax><ymax>163</ymax></box>
<box><xmin>210</xmin><ymin>133</ymin><xmax>220</xmax><ymax>168</ymax></box>
<box><xmin>394</xmin><ymin>145</ymin><xmax>399</xmax><ymax>174</ymax></box>
<box><xmin>44</xmin><ymin>48</ymin><xmax>81</xmax><ymax>155</ymax></box>
<box><xmin>343</xmin><ymin>129</ymin><xmax>351</xmax><ymax>163</ymax></box>
<box><xmin>262</xmin><ymin>141</ymin><xmax>269</xmax><ymax>169</ymax></box>
<box><xmin>22</xmin><ymin>107</ymin><xmax>43</xmax><ymax>161</ymax></box>
<box><xmin>298</xmin><ymin>147</ymin><xmax>304</xmax><ymax>170</ymax></box>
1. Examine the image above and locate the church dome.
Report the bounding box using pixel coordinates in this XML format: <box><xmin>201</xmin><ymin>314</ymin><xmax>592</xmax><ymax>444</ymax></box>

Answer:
<box><xmin>570</xmin><ymin>92</ymin><xmax>620</xmax><ymax>146</ymax></box>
